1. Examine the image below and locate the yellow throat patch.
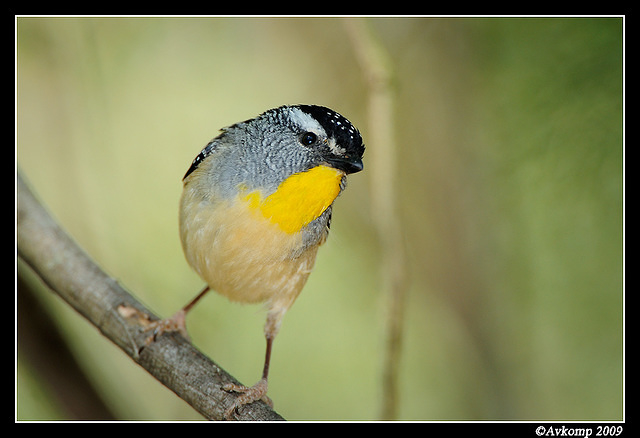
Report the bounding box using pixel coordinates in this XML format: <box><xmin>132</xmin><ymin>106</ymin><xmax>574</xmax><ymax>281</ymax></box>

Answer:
<box><xmin>243</xmin><ymin>165</ymin><xmax>344</xmax><ymax>234</ymax></box>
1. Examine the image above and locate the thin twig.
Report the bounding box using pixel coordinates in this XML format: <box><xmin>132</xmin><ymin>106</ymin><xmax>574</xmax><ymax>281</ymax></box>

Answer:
<box><xmin>16</xmin><ymin>172</ymin><xmax>284</xmax><ymax>421</ymax></box>
<box><xmin>344</xmin><ymin>19</ymin><xmax>408</xmax><ymax>420</ymax></box>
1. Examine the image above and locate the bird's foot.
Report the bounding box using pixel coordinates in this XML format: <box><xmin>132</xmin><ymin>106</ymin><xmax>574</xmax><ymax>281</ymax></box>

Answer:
<box><xmin>118</xmin><ymin>305</ymin><xmax>189</xmax><ymax>345</ymax></box>
<box><xmin>222</xmin><ymin>378</ymin><xmax>272</xmax><ymax>419</ymax></box>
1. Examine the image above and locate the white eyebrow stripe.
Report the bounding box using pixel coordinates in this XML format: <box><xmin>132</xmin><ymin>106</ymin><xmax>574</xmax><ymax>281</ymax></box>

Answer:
<box><xmin>326</xmin><ymin>138</ymin><xmax>346</xmax><ymax>156</ymax></box>
<box><xmin>288</xmin><ymin>107</ymin><xmax>325</xmax><ymax>134</ymax></box>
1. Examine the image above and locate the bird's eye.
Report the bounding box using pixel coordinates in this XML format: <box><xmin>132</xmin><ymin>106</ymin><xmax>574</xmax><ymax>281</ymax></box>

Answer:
<box><xmin>300</xmin><ymin>132</ymin><xmax>317</xmax><ymax>146</ymax></box>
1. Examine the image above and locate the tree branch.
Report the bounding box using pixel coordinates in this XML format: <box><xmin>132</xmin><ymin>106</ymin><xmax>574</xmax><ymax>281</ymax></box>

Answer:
<box><xmin>16</xmin><ymin>172</ymin><xmax>284</xmax><ymax>421</ymax></box>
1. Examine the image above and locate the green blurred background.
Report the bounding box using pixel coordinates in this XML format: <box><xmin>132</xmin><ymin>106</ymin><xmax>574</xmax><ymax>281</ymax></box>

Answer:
<box><xmin>16</xmin><ymin>17</ymin><xmax>623</xmax><ymax>421</ymax></box>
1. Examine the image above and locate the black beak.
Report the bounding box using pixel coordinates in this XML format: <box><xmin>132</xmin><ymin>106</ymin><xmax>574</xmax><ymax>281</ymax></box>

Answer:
<box><xmin>326</xmin><ymin>155</ymin><xmax>364</xmax><ymax>174</ymax></box>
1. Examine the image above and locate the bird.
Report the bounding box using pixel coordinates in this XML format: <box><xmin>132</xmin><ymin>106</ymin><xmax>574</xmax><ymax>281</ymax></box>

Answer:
<box><xmin>146</xmin><ymin>104</ymin><xmax>364</xmax><ymax>419</ymax></box>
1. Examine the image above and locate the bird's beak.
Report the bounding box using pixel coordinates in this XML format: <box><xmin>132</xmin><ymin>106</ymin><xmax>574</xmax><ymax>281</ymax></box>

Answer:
<box><xmin>325</xmin><ymin>156</ymin><xmax>364</xmax><ymax>174</ymax></box>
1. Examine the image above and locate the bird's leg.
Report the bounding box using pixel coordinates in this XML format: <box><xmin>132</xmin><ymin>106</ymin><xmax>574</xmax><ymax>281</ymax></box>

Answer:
<box><xmin>119</xmin><ymin>285</ymin><xmax>211</xmax><ymax>345</ymax></box>
<box><xmin>146</xmin><ymin>285</ymin><xmax>211</xmax><ymax>343</ymax></box>
<box><xmin>222</xmin><ymin>310</ymin><xmax>283</xmax><ymax>418</ymax></box>
<box><xmin>222</xmin><ymin>335</ymin><xmax>274</xmax><ymax>418</ymax></box>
